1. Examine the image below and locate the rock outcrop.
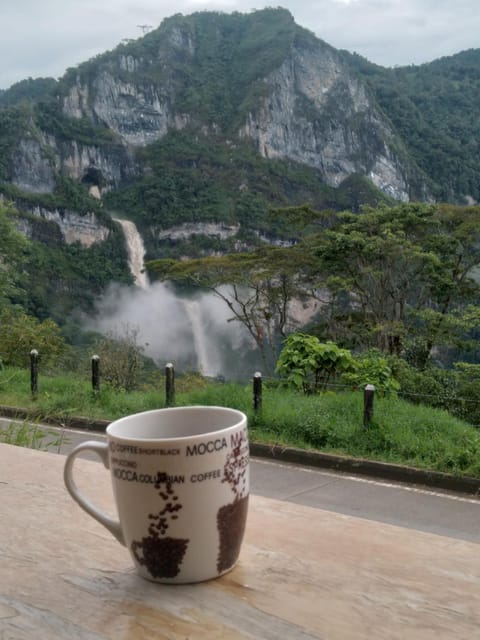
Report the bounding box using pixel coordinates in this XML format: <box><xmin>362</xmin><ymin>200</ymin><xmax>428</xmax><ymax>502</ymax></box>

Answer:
<box><xmin>11</xmin><ymin>132</ymin><xmax>135</xmax><ymax>195</ymax></box>
<box><xmin>238</xmin><ymin>46</ymin><xmax>408</xmax><ymax>200</ymax></box>
<box><xmin>19</xmin><ymin>205</ymin><xmax>110</xmax><ymax>247</ymax></box>
<box><xmin>155</xmin><ymin>222</ymin><xmax>240</xmax><ymax>242</ymax></box>
<box><xmin>11</xmin><ymin>138</ymin><xmax>56</xmax><ymax>194</ymax></box>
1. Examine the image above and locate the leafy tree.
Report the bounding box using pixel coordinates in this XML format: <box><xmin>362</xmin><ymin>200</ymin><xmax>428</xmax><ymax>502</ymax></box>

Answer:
<box><xmin>315</xmin><ymin>202</ymin><xmax>480</xmax><ymax>362</ymax></box>
<box><xmin>413</xmin><ymin>204</ymin><xmax>480</xmax><ymax>366</ymax></box>
<box><xmin>315</xmin><ymin>203</ymin><xmax>439</xmax><ymax>353</ymax></box>
<box><xmin>0</xmin><ymin>307</ymin><xmax>66</xmax><ymax>368</ymax></box>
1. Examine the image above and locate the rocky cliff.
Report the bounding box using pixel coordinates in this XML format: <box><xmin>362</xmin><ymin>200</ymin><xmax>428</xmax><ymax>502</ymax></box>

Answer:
<box><xmin>237</xmin><ymin>46</ymin><xmax>408</xmax><ymax>200</ymax></box>
<box><xmin>10</xmin><ymin>129</ymin><xmax>135</xmax><ymax>195</ymax></box>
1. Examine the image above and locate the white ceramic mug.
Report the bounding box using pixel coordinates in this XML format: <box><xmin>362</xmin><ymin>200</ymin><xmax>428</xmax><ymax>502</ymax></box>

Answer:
<box><xmin>64</xmin><ymin>406</ymin><xmax>249</xmax><ymax>584</ymax></box>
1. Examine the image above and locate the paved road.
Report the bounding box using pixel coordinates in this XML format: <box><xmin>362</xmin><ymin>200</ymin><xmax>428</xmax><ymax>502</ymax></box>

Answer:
<box><xmin>2</xmin><ymin>418</ymin><xmax>480</xmax><ymax>544</ymax></box>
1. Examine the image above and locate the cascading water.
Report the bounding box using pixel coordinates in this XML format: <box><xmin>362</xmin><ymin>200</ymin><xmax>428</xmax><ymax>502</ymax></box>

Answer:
<box><xmin>112</xmin><ymin>218</ymin><xmax>228</xmax><ymax>377</ymax></box>
<box><xmin>182</xmin><ymin>299</ymin><xmax>218</xmax><ymax>377</ymax></box>
<box><xmin>114</xmin><ymin>218</ymin><xmax>149</xmax><ymax>289</ymax></box>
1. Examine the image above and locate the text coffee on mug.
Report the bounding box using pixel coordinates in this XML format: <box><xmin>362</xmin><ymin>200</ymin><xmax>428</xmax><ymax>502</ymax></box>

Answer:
<box><xmin>64</xmin><ymin>406</ymin><xmax>249</xmax><ymax>584</ymax></box>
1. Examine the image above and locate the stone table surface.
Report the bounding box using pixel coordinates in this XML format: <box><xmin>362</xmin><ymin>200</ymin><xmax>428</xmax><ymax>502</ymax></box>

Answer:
<box><xmin>0</xmin><ymin>443</ymin><xmax>479</xmax><ymax>639</ymax></box>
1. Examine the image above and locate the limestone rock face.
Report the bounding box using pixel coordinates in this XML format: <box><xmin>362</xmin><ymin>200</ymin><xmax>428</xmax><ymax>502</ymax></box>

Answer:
<box><xmin>155</xmin><ymin>222</ymin><xmax>240</xmax><ymax>241</ymax></box>
<box><xmin>57</xmin><ymin>138</ymin><xmax>135</xmax><ymax>187</ymax></box>
<box><xmin>20</xmin><ymin>205</ymin><xmax>109</xmax><ymax>247</ymax></box>
<box><xmin>61</xmin><ymin>26</ymin><xmax>195</xmax><ymax>147</ymax></box>
<box><xmin>238</xmin><ymin>46</ymin><xmax>409</xmax><ymax>201</ymax></box>
<box><xmin>11</xmin><ymin>138</ymin><xmax>56</xmax><ymax>194</ymax></box>
<box><xmin>11</xmin><ymin>132</ymin><xmax>135</xmax><ymax>195</ymax></box>
<box><xmin>64</xmin><ymin>73</ymin><xmax>173</xmax><ymax>146</ymax></box>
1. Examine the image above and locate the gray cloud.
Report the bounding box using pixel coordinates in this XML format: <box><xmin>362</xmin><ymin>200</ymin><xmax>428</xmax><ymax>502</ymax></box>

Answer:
<box><xmin>1</xmin><ymin>1</ymin><xmax>479</xmax><ymax>88</ymax></box>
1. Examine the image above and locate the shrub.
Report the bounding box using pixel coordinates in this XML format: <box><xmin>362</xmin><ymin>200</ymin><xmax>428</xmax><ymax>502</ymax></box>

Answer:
<box><xmin>342</xmin><ymin>350</ymin><xmax>400</xmax><ymax>396</ymax></box>
<box><xmin>276</xmin><ymin>333</ymin><xmax>356</xmax><ymax>393</ymax></box>
<box><xmin>0</xmin><ymin>307</ymin><xmax>66</xmax><ymax>368</ymax></box>
<box><xmin>92</xmin><ymin>324</ymin><xmax>145</xmax><ymax>391</ymax></box>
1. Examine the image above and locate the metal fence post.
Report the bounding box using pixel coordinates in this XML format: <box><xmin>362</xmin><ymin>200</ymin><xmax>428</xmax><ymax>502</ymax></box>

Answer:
<box><xmin>253</xmin><ymin>371</ymin><xmax>262</xmax><ymax>413</ymax></box>
<box><xmin>91</xmin><ymin>354</ymin><xmax>100</xmax><ymax>393</ymax></box>
<box><xmin>363</xmin><ymin>384</ymin><xmax>375</xmax><ymax>427</ymax></box>
<box><xmin>165</xmin><ymin>362</ymin><xmax>175</xmax><ymax>407</ymax></box>
<box><xmin>30</xmin><ymin>349</ymin><xmax>39</xmax><ymax>399</ymax></box>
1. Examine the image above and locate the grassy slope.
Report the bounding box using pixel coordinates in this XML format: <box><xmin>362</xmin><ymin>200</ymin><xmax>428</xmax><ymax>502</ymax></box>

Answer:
<box><xmin>0</xmin><ymin>367</ymin><xmax>479</xmax><ymax>478</ymax></box>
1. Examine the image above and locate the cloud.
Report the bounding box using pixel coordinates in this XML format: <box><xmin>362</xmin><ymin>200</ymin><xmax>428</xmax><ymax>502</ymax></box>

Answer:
<box><xmin>290</xmin><ymin>0</ymin><xmax>480</xmax><ymax>67</ymax></box>
<box><xmin>1</xmin><ymin>0</ymin><xmax>479</xmax><ymax>88</ymax></box>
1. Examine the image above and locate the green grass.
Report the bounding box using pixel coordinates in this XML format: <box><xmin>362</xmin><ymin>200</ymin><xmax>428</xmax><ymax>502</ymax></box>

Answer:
<box><xmin>0</xmin><ymin>418</ymin><xmax>69</xmax><ymax>452</ymax></box>
<box><xmin>1</xmin><ymin>367</ymin><xmax>480</xmax><ymax>478</ymax></box>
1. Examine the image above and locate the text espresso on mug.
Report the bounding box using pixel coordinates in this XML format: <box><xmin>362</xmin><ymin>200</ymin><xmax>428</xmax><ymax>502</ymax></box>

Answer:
<box><xmin>64</xmin><ymin>406</ymin><xmax>249</xmax><ymax>583</ymax></box>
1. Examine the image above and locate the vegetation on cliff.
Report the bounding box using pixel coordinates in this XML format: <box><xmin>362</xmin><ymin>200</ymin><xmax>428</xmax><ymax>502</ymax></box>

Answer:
<box><xmin>344</xmin><ymin>48</ymin><xmax>480</xmax><ymax>202</ymax></box>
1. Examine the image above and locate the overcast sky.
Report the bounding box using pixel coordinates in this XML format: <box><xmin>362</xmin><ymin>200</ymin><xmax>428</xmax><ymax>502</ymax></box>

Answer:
<box><xmin>1</xmin><ymin>0</ymin><xmax>479</xmax><ymax>90</ymax></box>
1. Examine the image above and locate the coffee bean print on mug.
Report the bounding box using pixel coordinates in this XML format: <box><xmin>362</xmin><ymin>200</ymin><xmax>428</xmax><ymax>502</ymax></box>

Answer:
<box><xmin>131</xmin><ymin>472</ymin><xmax>189</xmax><ymax>579</ymax></box>
<box><xmin>216</xmin><ymin>430</ymin><xmax>249</xmax><ymax>573</ymax></box>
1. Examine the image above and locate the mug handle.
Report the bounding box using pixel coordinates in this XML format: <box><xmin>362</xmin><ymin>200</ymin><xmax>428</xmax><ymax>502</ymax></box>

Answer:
<box><xmin>63</xmin><ymin>441</ymin><xmax>125</xmax><ymax>546</ymax></box>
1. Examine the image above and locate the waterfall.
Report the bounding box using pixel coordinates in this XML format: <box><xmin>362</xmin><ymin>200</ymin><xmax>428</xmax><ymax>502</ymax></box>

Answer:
<box><xmin>114</xmin><ymin>218</ymin><xmax>149</xmax><ymax>289</ymax></box>
<box><xmin>113</xmin><ymin>217</ymin><xmax>219</xmax><ymax>376</ymax></box>
<box><xmin>183</xmin><ymin>299</ymin><xmax>217</xmax><ymax>377</ymax></box>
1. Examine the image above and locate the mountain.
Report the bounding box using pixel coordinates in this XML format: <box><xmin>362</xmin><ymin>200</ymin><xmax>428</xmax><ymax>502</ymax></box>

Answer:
<box><xmin>341</xmin><ymin>48</ymin><xmax>480</xmax><ymax>203</ymax></box>
<box><xmin>0</xmin><ymin>8</ymin><xmax>478</xmax><ymax>325</ymax></box>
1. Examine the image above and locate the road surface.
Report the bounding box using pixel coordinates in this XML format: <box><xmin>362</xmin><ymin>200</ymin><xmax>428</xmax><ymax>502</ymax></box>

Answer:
<box><xmin>1</xmin><ymin>417</ymin><xmax>479</xmax><ymax>544</ymax></box>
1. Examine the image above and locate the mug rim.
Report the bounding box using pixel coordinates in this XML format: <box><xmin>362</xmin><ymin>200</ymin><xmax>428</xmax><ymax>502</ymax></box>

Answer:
<box><xmin>106</xmin><ymin>405</ymin><xmax>247</xmax><ymax>443</ymax></box>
